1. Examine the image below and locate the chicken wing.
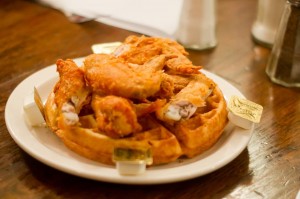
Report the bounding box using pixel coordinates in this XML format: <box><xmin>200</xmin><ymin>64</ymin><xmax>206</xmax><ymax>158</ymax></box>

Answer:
<box><xmin>84</xmin><ymin>53</ymin><xmax>166</xmax><ymax>100</ymax></box>
<box><xmin>133</xmin><ymin>99</ymin><xmax>166</xmax><ymax>117</ymax></box>
<box><xmin>113</xmin><ymin>35</ymin><xmax>202</xmax><ymax>75</ymax></box>
<box><xmin>92</xmin><ymin>95</ymin><xmax>142</xmax><ymax>138</ymax></box>
<box><xmin>54</xmin><ymin>59</ymin><xmax>90</xmax><ymax>126</ymax></box>
<box><xmin>156</xmin><ymin>73</ymin><xmax>215</xmax><ymax>124</ymax></box>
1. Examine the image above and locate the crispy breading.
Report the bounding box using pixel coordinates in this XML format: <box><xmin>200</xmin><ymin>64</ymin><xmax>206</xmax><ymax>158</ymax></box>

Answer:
<box><xmin>54</xmin><ymin>59</ymin><xmax>90</xmax><ymax>113</ymax></box>
<box><xmin>113</xmin><ymin>35</ymin><xmax>202</xmax><ymax>75</ymax></box>
<box><xmin>84</xmin><ymin>54</ymin><xmax>164</xmax><ymax>99</ymax></box>
<box><xmin>91</xmin><ymin>95</ymin><xmax>141</xmax><ymax>138</ymax></box>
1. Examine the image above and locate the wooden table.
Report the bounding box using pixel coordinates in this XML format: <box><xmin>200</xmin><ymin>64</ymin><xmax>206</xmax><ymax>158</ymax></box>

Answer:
<box><xmin>1</xmin><ymin>0</ymin><xmax>299</xmax><ymax>198</ymax></box>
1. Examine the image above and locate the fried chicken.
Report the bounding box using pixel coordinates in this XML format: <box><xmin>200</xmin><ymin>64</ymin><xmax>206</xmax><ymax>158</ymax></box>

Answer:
<box><xmin>133</xmin><ymin>99</ymin><xmax>166</xmax><ymax>117</ymax></box>
<box><xmin>84</xmin><ymin>54</ymin><xmax>166</xmax><ymax>100</ymax></box>
<box><xmin>113</xmin><ymin>35</ymin><xmax>202</xmax><ymax>75</ymax></box>
<box><xmin>54</xmin><ymin>59</ymin><xmax>90</xmax><ymax>126</ymax></box>
<box><xmin>156</xmin><ymin>73</ymin><xmax>216</xmax><ymax>125</ymax></box>
<box><xmin>92</xmin><ymin>95</ymin><xmax>142</xmax><ymax>138</ymax></box>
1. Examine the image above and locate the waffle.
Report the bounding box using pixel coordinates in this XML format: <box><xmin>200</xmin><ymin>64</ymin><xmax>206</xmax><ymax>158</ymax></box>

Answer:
<box><xmin>45</xmin><ymin>95</ymin><xmax>183</xmax><ymax>165</ymax></box>
<box><xmin>170</xmin><ymin>86</ymin><xmax>228</xmax><ymax>158</ymax></box>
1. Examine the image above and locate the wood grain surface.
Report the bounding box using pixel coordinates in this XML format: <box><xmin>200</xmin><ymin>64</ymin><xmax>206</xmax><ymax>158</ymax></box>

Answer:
<box><xmin>0</xmin><ymin>0</ymin><xmax>299</xmax><ymax>198</ymax></box>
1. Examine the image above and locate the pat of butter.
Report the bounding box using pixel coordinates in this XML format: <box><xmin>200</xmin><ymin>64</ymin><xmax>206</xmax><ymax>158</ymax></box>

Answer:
<box><xmin>113</xmin><ymin>148</ymin><xmax>153</xmax><ymax>175</ymax></box>
<box><xmin>116</xmin><ymin>161</ymin><xmax>147</xmax><ymax>175</ymax></box>
<box><xmin>227</xmin><ymin>96</ymin><xmax>263</xmax><ymax>129</ymax></box>
<box><xmin>23</xmin><ymin>92</ymin><xmax>45</xmax><ymax>127</ymax></box>
<box><xmin>91</xmin><ymin>42</ymin><xmax>122</xmax><ymax>54</ymax></box>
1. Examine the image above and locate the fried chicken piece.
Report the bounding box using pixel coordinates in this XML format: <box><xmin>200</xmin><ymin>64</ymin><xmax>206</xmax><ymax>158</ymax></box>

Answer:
<box><xmin>164</xmin><ymin>55</ymin><xmax>202</xmax><ymax>75</ymax></box>
<box><xmin>54</xmin><ymin>59</ymin><xmax>90</xmax><ymax>126</ymax></box>
<box><xmin>113</xmin><ymin>35</ymin><xmax>202</xmax><ymax>75</ymax></box>
<box><xmin>113</xmin><ymin>36</ymin><xmax>162</xmax><ymax>65</ymax></box>
<box><xmin>156</xmin><ymin>73</ymin><xmax>215</xmax><ymax>125</ymax></box>
<box><xmin>123</xmin><ymin>35</ymin><xmax>188</xmax><ymax>56</ymax></box>
<box><xmin>166</xmin><ymin>74</ymin><xmax>191</xmax><ymax>93</ymax></box>
<box><xmin>167</xmin><ymin>73</ymin><xmax>216</xmax><ymax>94</ymax></box>
<box><xmin>129</xmin><ymin>55</ymin><xmax>176</xmax><ymax>99</ymax></box>
<box><xmin>129</xmin><ymin>54</ymin><xmax>171</xmax><ymax>73</ymax></box>
<box><xmin>92</xmin><ymin>95</ymin><xmax>142</xmax><ymax>138</ymax></box>
<box><xmin>154</xmin><ymin>73</ymin><xmax>175</xmax><ymax>98</ymax></box>
<box><xmin>84</xmin><ymin>54</ymin><xmax>166</xmax><ymax>100</ymax></box>
<box><xmin>133</xmin><ymin>99</ymin><xmax>166</xmax><ymax>117</ymax></box>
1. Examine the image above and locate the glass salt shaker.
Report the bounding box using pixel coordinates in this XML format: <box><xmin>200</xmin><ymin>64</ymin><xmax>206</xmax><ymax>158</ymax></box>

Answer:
<box><xmin>175</xmin><ymin>0</ymin><xmax>217</xmax><ymax>50</ymax></box>
<box><xmin>266</xmin><ymin>0</ymin><xmax>300</xmax><ymax>87</ymax></box>
<box><xmin>251</xmin><ymin>0</ymin><xmax>285</xmax><ymax>48</ymax></box>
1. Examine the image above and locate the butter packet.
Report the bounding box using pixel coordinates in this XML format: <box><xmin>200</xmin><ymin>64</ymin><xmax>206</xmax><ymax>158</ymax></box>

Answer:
<box><xmin>91</xmin><ymin>42</ymin><xmax>122</xmax><ymax>54</ymax></box>
<box><xmin>227</xmin><ymin>96</ymin><xmax>263</xmax><ymax>129</ymax></box>
<box><xmin>113</xmin><ymin>148</ymin><xmax>153</xmax><ymax>175</ymax></box>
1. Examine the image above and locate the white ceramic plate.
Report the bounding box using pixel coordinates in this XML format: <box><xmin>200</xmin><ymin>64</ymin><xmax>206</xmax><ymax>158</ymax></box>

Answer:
<box><xmin>5</xmin><ymin>58</ymin><xmax>253</xmax><ymax>185</ymax></box>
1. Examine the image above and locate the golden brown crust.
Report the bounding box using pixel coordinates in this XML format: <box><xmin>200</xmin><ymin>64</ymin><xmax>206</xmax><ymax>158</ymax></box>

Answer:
<box><xmin>84</xmin><ymin>54</ymin><xmax>163</xmax><ymax>100</ymax></box>
<box><xmin>44</xmin><ymin>92</ymin><xmax>58</xmax><ymax>132</ymax></box>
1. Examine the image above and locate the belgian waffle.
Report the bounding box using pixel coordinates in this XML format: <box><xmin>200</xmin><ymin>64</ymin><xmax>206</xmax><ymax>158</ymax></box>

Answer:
<box><xmin>170</xmin><ymin>86</ymin><xmax>228</xmax><ymax>158</ymax></box>
<box><xmin>45</xmin><ymin>98</ymin><xmax>182</xmax><ymax>165</ymax></box>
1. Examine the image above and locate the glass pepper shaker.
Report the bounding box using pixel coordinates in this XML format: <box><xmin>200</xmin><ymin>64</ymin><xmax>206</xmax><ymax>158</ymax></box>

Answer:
<box><xmin>266</xmin><ymin>0</ymin><xmax>300</xmax><ymax>87</ymax></box>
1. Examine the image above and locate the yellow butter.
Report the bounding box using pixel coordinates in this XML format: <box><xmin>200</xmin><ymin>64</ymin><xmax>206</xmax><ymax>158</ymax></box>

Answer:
<box><xmin>115</xmin><ymin>161</ymin><xmax>147</xmax><ymax>175</ymax></box>
<box><xmin>23</xmin><ymin>93</ymin><xmax>45</xmax><ymax>127</ymax></box>
<box><xmin>113</xmin><ymin>148</ymin><xmax>153</xmax><ymax>165</ymax></box>
<box><xmin>113</xmin><ymin>148</ymin><xmax>153</xmax><ymax>175</ymax></box>
<box><xmin>228</xmin><ymin>96</ymin><xmax>263</xmax><ymax>123</ymax></box>
<box><xmin>91</xmin><ymin>42</ymin><xmax>122</xmax><ymax>54</ymax></box>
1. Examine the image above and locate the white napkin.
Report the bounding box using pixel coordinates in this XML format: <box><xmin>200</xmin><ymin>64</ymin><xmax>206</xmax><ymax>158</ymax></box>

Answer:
<box><xmin>38</xmin><ymin>0</ymin><xmax>183</xmax><ymax>39</ymax></box>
